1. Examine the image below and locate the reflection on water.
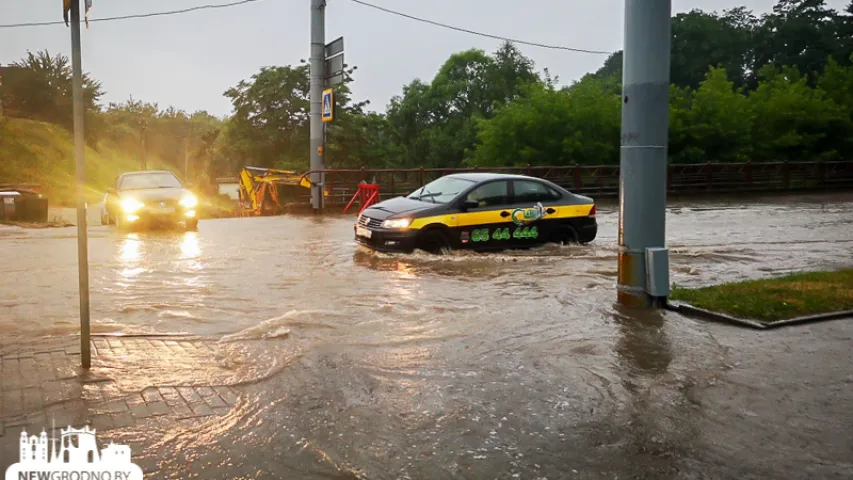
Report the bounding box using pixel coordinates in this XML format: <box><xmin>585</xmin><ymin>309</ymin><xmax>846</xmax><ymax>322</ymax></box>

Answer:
<box><xmin>120</xmin><ymin>233</ymin><xmax>141</xmax><ymax>263</ymax></box>
<box><xmin>180</xmin><ymin>232</ymin><xmax>201</xmax><ymax>259</ymax></box>
<box><xmin>613</xmin><ymin>307</ymin><xmax>672</xmax><ymax>378</ymax></box>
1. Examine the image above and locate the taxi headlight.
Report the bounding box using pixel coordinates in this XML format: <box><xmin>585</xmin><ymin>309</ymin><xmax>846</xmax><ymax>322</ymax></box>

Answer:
<box><xmin>179</xmin><ymin>194</ymin><xmax>198</xmax><ymax>208</ymax></box>
<box><xmin>382</xmin><ymin>218</ymin><xmax>411</xmax><ymax>229</ymax></box>
<box><xmin>121</xmin><ymin>198</ymin><xmax>144</xmax><ymax>213</ymax></box>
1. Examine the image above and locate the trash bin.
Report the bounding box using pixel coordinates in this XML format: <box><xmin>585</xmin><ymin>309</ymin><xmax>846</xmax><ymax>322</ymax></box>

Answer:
<box><xmin>0</xmin><ymin>194</ymin><xmax>18</xmax><ymax>221</ymax></box>
<box><xmin>15</xmin><ymin>195</ymin><xmax>49</xmax><ymax>222</ymax></box>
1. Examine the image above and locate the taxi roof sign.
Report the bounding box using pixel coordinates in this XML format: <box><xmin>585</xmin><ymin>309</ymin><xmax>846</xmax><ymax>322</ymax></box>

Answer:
<box><xmin>322</xmin><ymin>88</ymin><xmax>334</xmax><ymax>122</ymax></box>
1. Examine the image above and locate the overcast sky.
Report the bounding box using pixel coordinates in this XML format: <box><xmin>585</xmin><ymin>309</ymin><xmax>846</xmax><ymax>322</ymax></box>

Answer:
<box><xmin>1</xmin><ymin>0</ymin><xmax>848</xmax><ymax>117</ymax></box>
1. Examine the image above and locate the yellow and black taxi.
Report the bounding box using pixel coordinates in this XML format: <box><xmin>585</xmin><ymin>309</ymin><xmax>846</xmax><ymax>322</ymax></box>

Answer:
<box><xmin>354</xmin><ymin>173</ymin><xmax>597</xmax><ymax>254</ymax></box>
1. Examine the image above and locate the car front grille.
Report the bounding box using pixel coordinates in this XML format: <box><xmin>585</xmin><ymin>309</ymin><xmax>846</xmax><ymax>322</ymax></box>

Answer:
<box><xmin>149</xmin><ymin>199</ymin><xmax>178</xmax><ymax>207</ymax></box>
<box><xmin>358</xmin><ymin>215</ymin><xmax>382</xmax><ymax>228</ymax></box>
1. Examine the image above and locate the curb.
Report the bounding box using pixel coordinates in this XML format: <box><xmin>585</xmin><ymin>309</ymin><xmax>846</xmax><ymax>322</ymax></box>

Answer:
<box><xmin>665</xmin><ymin>301</ymin><xmax>853</xmax><ymax>330</ymax></box>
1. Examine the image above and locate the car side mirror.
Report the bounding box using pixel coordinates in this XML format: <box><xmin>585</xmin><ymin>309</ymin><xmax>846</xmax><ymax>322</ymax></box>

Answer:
<box><xmin>460</xmin><ymin>200</ymin><xmax>478</xmax><ymax>210</ymax></box>
<box><xmin>106</xmin><ymin>187</ymin><xmax>115</xmax><ymax>195</ymax></box>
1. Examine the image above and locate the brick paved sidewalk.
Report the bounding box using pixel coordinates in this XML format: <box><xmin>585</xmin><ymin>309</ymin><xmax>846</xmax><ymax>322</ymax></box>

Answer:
<box><xmin>0</xmin><ymin>335</ymin><xmax>290</xmax><ymax>467</ymax></box>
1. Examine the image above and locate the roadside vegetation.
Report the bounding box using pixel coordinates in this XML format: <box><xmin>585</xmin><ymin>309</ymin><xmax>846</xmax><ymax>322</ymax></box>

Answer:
<box><xmin>1</xmin><ymin>0</ymin><xmax>852</xmax><ymax>205</ymax></box>
<box><xmin>670</xmin><ymin>269</ymin><xmax>853</xmax><ymax>322</ymax></box>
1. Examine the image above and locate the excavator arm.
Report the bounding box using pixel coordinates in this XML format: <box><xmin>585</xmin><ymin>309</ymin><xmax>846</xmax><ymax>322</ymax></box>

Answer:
<box><xmin>237</xmin><ymin>166</ymin><xmax>325</xmax><ymax>216</ymax></box>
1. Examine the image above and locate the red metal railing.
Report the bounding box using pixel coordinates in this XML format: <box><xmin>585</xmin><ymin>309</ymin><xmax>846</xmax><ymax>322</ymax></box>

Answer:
<box><xmin>290</xmin><ymin>161</ymin><xmax>853</xmax><ymax>206</ymax></box>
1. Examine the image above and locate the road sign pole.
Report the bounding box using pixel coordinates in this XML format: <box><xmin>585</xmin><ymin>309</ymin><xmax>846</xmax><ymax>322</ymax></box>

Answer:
<box><xmin>617</xmin><ymin>0</ymin><xmax>672</xmax><ymax>308</ymax></box>
<box><xmin>309</xmin><ymin>0</ymin><xmax>326</xmax><ymax>212</ymax></box>
<box><xmin>70</xmin><ymin>0</ymin><xmax>91</xmax><ymax>368</ymax></box>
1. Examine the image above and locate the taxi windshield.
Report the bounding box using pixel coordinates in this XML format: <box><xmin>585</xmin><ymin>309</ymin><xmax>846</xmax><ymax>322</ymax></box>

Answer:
<box><xmin>118</xmin><ymin>172</ymin><xmax>183</xmax><ymax>191</ymax></box>
<box><xmin>407</xmin><ymin>176</ymin><xmax>475</xmax><ymax>204</ymax></box>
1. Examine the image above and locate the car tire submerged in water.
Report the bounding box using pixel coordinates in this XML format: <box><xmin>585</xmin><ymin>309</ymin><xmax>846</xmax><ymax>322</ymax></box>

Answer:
<box><xmin>418</xmin><ymin>229</ymin><xmax>452</xmax><ymax>255</ymax></box>
<box><xmin>550</xmin><ymin>226</ymin><xmax>579</xmax><ymax>246</ymax></box>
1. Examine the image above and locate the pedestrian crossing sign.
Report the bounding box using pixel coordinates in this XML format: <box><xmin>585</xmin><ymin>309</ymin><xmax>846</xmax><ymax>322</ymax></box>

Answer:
<box><xmin>322</xmin><ymin>88</ymin><xmax>334</xmax><ymax>122</ymax></box>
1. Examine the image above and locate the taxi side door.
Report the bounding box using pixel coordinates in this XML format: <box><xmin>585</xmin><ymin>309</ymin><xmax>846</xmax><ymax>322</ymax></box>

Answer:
<box><xmin>506</xmin><ymin>178</ymin><xmax>565</xmax><ymax>247</ymax></box>
<box><xmin>454</xmin><ymin>180</ymin><xmax>514</xmax><ymax>250</ymax></box>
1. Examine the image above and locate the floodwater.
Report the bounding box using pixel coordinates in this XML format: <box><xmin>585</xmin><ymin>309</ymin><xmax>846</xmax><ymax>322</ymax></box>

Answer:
<box><xmin>1</xmin><ymin>193</ymin><xmax>853</xmax><ymax>478</ymax></box>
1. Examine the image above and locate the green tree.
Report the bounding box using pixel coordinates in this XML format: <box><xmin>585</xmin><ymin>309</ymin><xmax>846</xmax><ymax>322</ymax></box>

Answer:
<box><xmin>5</xmin><ymin>50</ymin><xmax>103</xmax><ymax>130</ymax></box>
<box><xmin>670</xmin><ymin>67</ymin><xmax>754</xmax><ymax>163</ymax></box>
<box><xmin>223</xmin><ymin>65</ymin><xmax>311</xmax><ymax>170</ymax></box>
<box><xmin>750</xmin><ymin>0</ymin><xmax>847</xmax><ymax>87</ymax></box>
<box><xmin>386</xmin><ymin>41</ymin><xmax>542</xmax><ymax>168</ymax></box>
<box><xmin>466</xmin><ymin>75</ymin><xmax>621</xmax><ymax>167</ymax></box>
<box><xmin>747</xmin><ymin>64</ymin><xmax>851</xmax><ymax>162</ymax></box>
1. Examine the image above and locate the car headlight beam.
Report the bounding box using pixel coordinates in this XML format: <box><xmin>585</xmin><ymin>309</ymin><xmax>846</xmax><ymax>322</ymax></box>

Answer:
<box><xmin>121</xmin><ymin>198</ymin><xmax>144</xmax><ymax>213</ymax></box>
<box><xmin>382</xmin><ymin>218</ymin><xmax>411</xmax><ymax>229</ymax></box>
<box><xmin>179</xmin><ymin>194</ymin><xmax>198</xmax><ymax>208</ymax></box>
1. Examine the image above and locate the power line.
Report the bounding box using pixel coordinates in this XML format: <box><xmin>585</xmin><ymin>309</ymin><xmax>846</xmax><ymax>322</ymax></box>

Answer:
<box><xmin>0</xmin><ymin>0</ymin><xmax>266</xmax><ymax>29</ymax></box>
<box><xmin>345</xmin><ymin>0</ymin><xmax>613</xmax><ymax>55</ymax></box>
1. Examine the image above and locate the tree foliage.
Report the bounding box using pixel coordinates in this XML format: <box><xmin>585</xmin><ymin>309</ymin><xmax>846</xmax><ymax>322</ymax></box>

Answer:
<box><xmin>4</xmin><ymin>50</ymin><xmax>103</xmax><ymax>130</ymax></box>
<box><xmin>3</xmin><ymin>0</ymin><xmax>853</xmax><ymax>186</ymax></box>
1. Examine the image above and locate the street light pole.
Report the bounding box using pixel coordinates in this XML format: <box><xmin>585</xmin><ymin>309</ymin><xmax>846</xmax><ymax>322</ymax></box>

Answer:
<box><xmin>309</xmin><ymin>0</ymin><xmax>326</xmax><ymax>212</ymax></box>
<box><xmin>69</xmin><ymin>0</ymin><xmax>91</xmax><ymax>369</ymax></box>
<box><xmin>617</xmin><ymin>0</ymin><xmax>672</xmax><ymax>308</ymax></box>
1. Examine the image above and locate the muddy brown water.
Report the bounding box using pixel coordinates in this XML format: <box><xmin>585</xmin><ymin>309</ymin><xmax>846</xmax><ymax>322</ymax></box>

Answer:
<box><xmin>1</xmin><ymin>193</ymin><xmax>853</xmax><ymax>478</ymax></box>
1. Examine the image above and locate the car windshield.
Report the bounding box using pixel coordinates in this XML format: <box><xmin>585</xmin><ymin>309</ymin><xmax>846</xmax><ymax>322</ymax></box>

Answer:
<box><xmin>406</xmin><ymin>176</ymin><xmax>475</xmax><ymax>204</ymax></box>
<box><xmin>118</xmin><ymin>172</ymin><xmax>182</xmax><ymax>191</ymax></box>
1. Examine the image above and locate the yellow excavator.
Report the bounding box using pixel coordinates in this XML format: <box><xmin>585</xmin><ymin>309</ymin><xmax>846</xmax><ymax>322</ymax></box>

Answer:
<box><xmin>238</xmin><ymin>166</ymin><xmax>328</xmax><ymax>216</ymax></box>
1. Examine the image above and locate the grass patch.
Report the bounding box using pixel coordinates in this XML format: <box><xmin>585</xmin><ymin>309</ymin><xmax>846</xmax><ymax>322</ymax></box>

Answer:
<box><xmin>1</xmin><ymin>117</ymin><xmax>172</xmax><ymax>207</ymax></box>
<box><xmin>670</xmin><ymin>269</ymin><xmax>853</xmax><ymax>323</ymax></box>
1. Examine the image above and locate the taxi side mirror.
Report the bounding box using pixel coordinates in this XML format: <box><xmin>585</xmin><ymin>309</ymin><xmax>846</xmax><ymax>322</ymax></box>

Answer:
<box><xmin>460</xmin><ymin>199</ymin><xmax>478</xmax><ymax>211</ymax></box>
<box><xmin>106</xmin><ymin>187</ymin><xmax>115</xmax><ymax>195</ymax></box>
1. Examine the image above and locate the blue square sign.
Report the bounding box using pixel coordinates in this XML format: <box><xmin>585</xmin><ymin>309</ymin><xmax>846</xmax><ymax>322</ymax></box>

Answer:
<box><xmin>322</xmin><ymin>88</ymin><xmax>334</xmax><ymax>122</ymax></box>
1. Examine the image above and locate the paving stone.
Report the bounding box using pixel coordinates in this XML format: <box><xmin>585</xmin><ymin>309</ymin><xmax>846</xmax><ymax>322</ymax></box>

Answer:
<box><xmin>190</xmin><ymin>402</ymin><xmax>214</xmax><ymax>417</ymax></box>
<box><xmin>158</xmin><ymin>387</ymin><xmax>184</xmax><ymax>406</ymax></box>
<box><xmin>214</xmin><ymin>386</ymin><xmax>240</xmax><ymax>405</ymax></box>
<box><xmin>91</xmin><ymin>414</ymin><xmax>115</xmax><ymax>431</ymax></box>
<box><xmin>142</xmin><ymin>388</ymin><xmax>165</xmax><ymax>404</ymax></box>
<box><xmin>196</xmin><ymin>386</ymin><xmax>217</xmax><ymax>398</ymax></box>
<box><xmin>2</xmin><ymin>389</ymin><xmax>23</xmax><ymax>415</ymax></box>
<box><xmin>170</xmin><ymin>404</ymin><xmax>194</xmax><ymax>417</ymax></box>
<box><xmin>34</xmin><ymin>352</ymin><xmax>52</xmax><ymax>364</ymax></box>
<box><xmin>98</xmin><ymin>400</ymin><xmax>130</xmax><ymax>414</ymax></box>
<box><xmin>177</xmin><ymin>387</ymin><xmax>205</xmax><ymax>405</ymax></box>
<box><xmin>204</xmin><ymin>394</ymin><xmax>228</xmax><ymax>409</ymax></box>
<box><xmin>147</xmin><ymin>402</ymin><xmax>171</xmax><ymax>417</ymax></box>
<box><xmin>111</xmin><ymin>412</ymin><xmax>135</xmax><ymax>429</ymax></box>
<box><xmin>129</xmin><ymin>403</ymin><xmax>152</xmax><ymax>419</ymax></box>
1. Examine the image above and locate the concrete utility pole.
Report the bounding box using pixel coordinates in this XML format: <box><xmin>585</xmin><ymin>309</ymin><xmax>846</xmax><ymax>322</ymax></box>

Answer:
<box><xmin>617</xmin><ymin>0</ymin><xmax>672</xmax><ymax>308</ymax></box>
<box><xmin>309</xmin><ymin>0</ymin><xmax>326</xmax><ymax>211</ymax></box>
<box><xmin>69</xmin><ymin>0</ymin><xmax>91</xmax><ymax>369</ymax></box>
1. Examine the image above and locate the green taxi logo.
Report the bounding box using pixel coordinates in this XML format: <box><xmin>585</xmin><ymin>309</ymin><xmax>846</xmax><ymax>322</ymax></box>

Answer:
<box><xmin>511</xmin><ymin>203</ymin><xmax>546</xmax><ymax>225</ymax></box>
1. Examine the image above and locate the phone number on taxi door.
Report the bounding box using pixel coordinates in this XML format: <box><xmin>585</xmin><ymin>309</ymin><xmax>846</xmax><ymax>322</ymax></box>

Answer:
<box><xmin>470</xmin><ymin>226</ymin><xmax>538</xmax><ymax>242</ymax></box>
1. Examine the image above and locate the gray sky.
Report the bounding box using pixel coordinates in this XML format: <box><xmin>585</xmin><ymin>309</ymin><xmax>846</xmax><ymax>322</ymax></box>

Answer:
<box><xmin>1</xmin><ymin>0</ymin><xmax>848</xmax><ymax>117</ymax></box>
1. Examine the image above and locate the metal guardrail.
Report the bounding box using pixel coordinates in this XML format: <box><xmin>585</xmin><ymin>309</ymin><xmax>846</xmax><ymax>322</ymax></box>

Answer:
<box><xmin>287</xmin><ymin>161</ymin><xmax>853</xmax><ymax>206</ymax></box>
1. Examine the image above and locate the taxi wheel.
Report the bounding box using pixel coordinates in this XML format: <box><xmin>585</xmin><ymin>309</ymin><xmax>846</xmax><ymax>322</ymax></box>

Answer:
<box><xmin>419</xmin><ymin>230</ymin><xmax>452</xmax><ymax>255</ymax></box>
<box><xmin>551</xmin><ymin>227</ymin><xmax>579</xmax><ymax>246</ymax></box>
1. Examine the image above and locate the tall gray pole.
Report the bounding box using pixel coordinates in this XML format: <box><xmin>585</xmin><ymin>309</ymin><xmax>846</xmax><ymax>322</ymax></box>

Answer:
<box><xmin>70</xmin><ymin>0</ymin><xmax>91</xmax><ymax>369</ymax></box>
<box><xmin>309</xmin><ymin>0</ymin><xmax>326</xmax><ymax>211</ymax></box>
<box><xmin>617</xmin><ymin>0</ymin><xmax>672</xmax><ymax>308</ymax></box>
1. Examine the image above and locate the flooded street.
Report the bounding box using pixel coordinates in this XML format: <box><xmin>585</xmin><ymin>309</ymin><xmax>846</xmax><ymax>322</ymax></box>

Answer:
<box><xmin>2</xmin><ymin>193</ymin><xmax>853</xmax><ymax>478</ymax></box>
